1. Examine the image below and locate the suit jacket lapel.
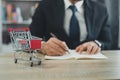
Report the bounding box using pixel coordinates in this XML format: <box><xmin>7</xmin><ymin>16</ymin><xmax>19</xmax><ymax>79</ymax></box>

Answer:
<box><xmin>54</xmin><ymin>0</ymin><xmax>69</xmax><ymax>39</ymax></box>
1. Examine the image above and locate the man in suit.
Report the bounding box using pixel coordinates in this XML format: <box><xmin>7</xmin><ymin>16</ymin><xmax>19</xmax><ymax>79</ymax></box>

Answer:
<box><xmin>30</xmin><ymin>0</ymin><xmax>112</xmax><ymax>56</ymax></box>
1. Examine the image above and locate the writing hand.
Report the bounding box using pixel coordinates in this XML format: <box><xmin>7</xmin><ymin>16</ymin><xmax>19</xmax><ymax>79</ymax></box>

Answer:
<box><xmin>40</xmin><ymin>38</ymin><xmax>68</xmax><ymax>56</ymax></box>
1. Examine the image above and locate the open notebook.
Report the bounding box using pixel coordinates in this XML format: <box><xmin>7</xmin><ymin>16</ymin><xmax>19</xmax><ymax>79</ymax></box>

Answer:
<box><xmin>45</xmin><ymin>50</ymin><xmax>107</xmax><ymax>60</ymax></box>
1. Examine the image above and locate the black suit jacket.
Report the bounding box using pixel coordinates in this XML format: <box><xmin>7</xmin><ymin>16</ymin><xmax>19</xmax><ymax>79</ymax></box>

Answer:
<box><xmin>30</xmin><ymin>0</ymin><xmax>112</xmax><ymax>49</ymax></box>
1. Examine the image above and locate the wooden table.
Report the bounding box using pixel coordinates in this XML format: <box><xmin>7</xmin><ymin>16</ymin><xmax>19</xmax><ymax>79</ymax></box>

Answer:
<box><xmin>0</xmin><ymin>50</ymin><xmax>120</xmax><ymax>80</ymax></box>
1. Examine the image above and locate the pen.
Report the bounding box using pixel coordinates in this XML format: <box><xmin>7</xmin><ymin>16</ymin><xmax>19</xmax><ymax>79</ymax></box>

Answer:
<box><xmin>50</xmin><ymin>33</ymin><xmax>70</xmax><ymax>54</ymax></box>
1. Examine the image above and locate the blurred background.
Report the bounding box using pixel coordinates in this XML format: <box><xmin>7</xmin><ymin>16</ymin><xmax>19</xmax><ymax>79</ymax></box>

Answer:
<box><xmin>0</xmin><ymin>0</ymin><xmax>119</xmax><ymax>53</ymax></box>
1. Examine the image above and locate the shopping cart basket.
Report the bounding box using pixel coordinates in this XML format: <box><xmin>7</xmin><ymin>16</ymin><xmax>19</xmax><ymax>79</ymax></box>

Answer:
<box><xmin>8</xmin><ymin>27</ymin><xmax>42</xmax><ymax>67</ymax></box>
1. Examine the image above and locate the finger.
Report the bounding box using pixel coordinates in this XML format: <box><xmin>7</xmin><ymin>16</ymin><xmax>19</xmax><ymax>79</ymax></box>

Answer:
<box><xmin>87</xmin><ymin>45</ymin><xmax>93</xmax><ymax>54</ymax></box>
<box><xmin>91</xmin><ymin>46</ymin><xmax>98</xmax><ymax>54</ymax></box>
<box><xmin>46</xmin><ymin>46</ymin><xmax>62</xmax><ymax>56</ymax></box>
<box><xmin>47</xmin><ymin>38</ymin><xmax>66</xmax><ymax>56</ymax></box>
<box><xmin>96</xmin><ymin>47</ymin><xmax>101</xmax><ymax>54</ymax></box>
<box><xmin>47</xmin><ymin>49</ymin><xmax>59</xmax><ymax>56</ymax></box>
<box><xmin>76</xmin><ymin>46</ymin><xmax>81</xmax><ymax>52</ymax></box>
<box><xmin>76</xmin><ymin>45</ymin><xmax>86</xmax><ymax>54</ymax></box>
<box><xmin>49</xmin><ymin>42</ymin><xmax>65</xmax><ymax>56</ymax></box>
<box><xmin>43</xmin><ymin>41</ymin><xmax>60</xmax><ymax>56</ymax></box>
<box><xmin>50</xmin><ymin>40</ymin><xmax>66</xmax><ymax>55</ymax></box>
<box><xmin>51</xmin><ymin>38</ymin><xmax>67</xmax><ymax>51</ymax></box>
<box><xmin>53</xmin><ymin>43</ymin><xmax>67</xmax><ymax>55</ymax></box>
<box><xmin>53</xmin><ymin>45</ymin><xmax>66</xmax><ymax>55</ymax></box>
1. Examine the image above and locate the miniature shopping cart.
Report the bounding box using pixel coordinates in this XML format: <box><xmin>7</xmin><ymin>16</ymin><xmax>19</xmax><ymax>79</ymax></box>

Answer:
<box><xmin>8</xmin><ymin>27</ymin><xmax>42</xmax><ymax>67</ymax></box>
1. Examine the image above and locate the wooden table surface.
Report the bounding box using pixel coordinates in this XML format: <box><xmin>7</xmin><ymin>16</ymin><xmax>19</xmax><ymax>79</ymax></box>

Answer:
<box><xmin>0</xmin><ymin>50</ymin><xmax>120</xmax><ymax>80</ymax></box>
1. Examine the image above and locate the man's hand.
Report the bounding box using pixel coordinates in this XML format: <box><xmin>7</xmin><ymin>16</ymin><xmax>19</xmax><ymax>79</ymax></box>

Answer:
<box><xmin>40</xmin><ymin>38</ymin><xmax>68</xmax><ymax>56</ymax></box>
<box><xmin>75</xmin><ymin>41</ymin><xmax>101</xmax><ymax>54</ymax></box>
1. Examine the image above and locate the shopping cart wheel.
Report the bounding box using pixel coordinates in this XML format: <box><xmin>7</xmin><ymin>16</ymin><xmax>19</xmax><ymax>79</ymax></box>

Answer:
<box><xmin>38</xmin><ymin>61</ymin><xmax>41</xmax><ymax>65</ymax></box>
<box><xmin>30</xmin><ymin>62</ymin><xmax>33</xmax><ymax>67</ymax></box>
<box><xmin>14</xmin><ymin>59</ymin><xmax>17</xmax><ymax>64</ymax></box>
<box><xmin>30</xmin><ymin>57</ymin><xmax>32</xmax><ymax>61</ymax></box>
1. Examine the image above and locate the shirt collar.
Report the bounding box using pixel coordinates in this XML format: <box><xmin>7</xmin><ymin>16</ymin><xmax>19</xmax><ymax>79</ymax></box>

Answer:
<box><xmin>64</xmin><ymin>0</ymin><xmax>84</xmax><ymax>11</ymax></box>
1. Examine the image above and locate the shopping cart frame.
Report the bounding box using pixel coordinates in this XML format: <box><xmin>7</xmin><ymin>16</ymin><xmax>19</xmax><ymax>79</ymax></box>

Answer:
<box><xmin>8</xmin><ymin>27</ymin><xmax>42</xmax><ymax>67</ymax></box>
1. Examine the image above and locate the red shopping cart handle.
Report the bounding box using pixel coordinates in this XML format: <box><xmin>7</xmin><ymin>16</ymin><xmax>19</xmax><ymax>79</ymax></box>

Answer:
<box><xmin>8</xmin><ymin>28</ymin><xmax>13</xmax><ymax>32</ymax></box>
<box><xmin>8</xmin><ymin>27</ymin><xmax>30</xmax><ymax>32</ymax></box>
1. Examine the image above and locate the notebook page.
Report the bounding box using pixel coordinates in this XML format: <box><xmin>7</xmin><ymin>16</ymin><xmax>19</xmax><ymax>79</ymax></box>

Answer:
<box><xmin>45</xmin><ymin>50</ymin><xmax>107</xmax><ymax>60</ymax></box>
<box><xmin>45</xmin><ymin>53</ymin><xmax>75</xmax><ymax>60</ymax></box>
<box><xmin>69</xmin><ymin>50</ymin><xmax>108</xmax><ymax>59</ymax></box>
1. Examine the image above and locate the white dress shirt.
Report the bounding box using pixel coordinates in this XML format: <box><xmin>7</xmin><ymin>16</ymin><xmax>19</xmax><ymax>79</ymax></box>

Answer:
<box><xmin>64</xmin><ymin>0</ymin><xmax>88</xmax><ymax>42</ymax></box>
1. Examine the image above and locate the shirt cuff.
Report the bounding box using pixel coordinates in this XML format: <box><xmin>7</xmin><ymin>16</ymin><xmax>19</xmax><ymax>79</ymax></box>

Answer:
<box><xmin>94</xmin><ymin>40</ymin><xmax>102</xmax><ymax>47</ymax></box>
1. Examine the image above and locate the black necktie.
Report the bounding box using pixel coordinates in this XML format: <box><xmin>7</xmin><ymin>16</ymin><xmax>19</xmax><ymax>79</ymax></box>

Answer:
<box><xmin>69</xmin><ymin>5</ymin><xmax>80</xmax><ymax>48</ymax></box>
